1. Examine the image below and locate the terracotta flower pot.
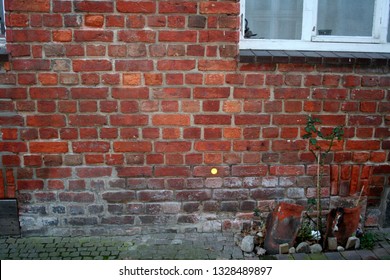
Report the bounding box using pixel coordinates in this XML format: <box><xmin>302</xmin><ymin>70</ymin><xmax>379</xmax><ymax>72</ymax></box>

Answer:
<box><xmin>325</xmin><ymin>206</ymin><xmax>361</xmax><ymax>247</ymax></box>
<box><xmin>263</xmin><ymin>202</ymin><xmax>304</xmax><ymax>254</ymax></box>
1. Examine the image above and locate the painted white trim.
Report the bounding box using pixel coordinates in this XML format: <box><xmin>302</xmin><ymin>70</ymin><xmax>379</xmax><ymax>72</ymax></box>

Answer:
<box><xmin>240</xmin><ymin>39</ymin><xmax>390</xmax><ymax>53</ymax></box>
<box><xmin>240</xmin><ymin>0</ymin><xmax>390</xmax><ymax>53</ymax></box>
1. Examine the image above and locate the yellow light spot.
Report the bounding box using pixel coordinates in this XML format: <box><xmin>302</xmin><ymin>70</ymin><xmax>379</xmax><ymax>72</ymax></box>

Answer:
<box><xmin>211</xmin><ymin>168</ymin><xmax>218</xmax><ymax>175</ymax></box>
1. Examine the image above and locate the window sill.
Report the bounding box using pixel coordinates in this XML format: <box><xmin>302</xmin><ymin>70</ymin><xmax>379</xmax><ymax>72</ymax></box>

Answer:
<box><xmin>0</xmin><ymin>44</ymin><xmax>8</xmax><ymax>62</ymax></box>
<box><xmin>239</xmin><ymin>49</ymin><xmax>390</xmax><ymax>66</ymax></box>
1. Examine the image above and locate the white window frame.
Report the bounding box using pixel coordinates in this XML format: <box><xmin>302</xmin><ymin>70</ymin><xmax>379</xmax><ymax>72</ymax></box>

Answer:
<box><xmin>0</xmin><ymin>0</ymin><xmax>5</xmax><ymax>45</ymax></box>
<box><xmin>240</xmin><ymin>0</ymin><xmax>390</xmax><ymax>53</ymax></box>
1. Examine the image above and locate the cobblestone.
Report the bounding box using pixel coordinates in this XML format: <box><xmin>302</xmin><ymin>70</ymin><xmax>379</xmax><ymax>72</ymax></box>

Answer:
<box><xmin>1</xmin><ymin>229</ymin><xmax>390</xmax><ymax>260</ymax></box>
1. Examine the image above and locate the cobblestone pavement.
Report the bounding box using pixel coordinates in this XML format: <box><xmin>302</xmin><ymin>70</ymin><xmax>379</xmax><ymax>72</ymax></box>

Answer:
<box><xmin>1</xmin><ymin>229</ymin><xmax>390</xmax><ymax>260</ymax></box>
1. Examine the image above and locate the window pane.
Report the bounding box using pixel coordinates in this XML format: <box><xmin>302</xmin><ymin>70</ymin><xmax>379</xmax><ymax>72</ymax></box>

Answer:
<box><xmin>245</xmin><ymin>0</ymin><xmax>303</xmax><ymax>40</ymax></box>
<box><xmin>388</xmin><ymin>7</ymin><xmax>390</xmax><ymax>42</ymax></box>
<box><xmin>317</xmin><ymin>0</ymin><xmax>375</xmax><ymax>36</ymax></box>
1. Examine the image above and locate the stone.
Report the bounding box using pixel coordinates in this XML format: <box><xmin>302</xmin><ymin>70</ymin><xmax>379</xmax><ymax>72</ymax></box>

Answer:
<box><xmin>310</xmin><ymin>243</ymin><xmax>323</xmax><ymax>253</ymax></box>
<box><xmin>355</xmin><ymin>238</ymin><xmax>360</xmax><ymax>249</ymax></box>
<box><xmin>337</xmin><ymin>246</ymin><xmax>345</xmax><ymax>252</ymax></box>
<box><xmin>234</xmin><ymin>233</ymin><xmax>243</xmax><ymax>246</ymax></box>
<box><xmin>346</xmin><ymin>236</ymin><xmax>358</xmax><ymax>250</ymax></box>
<box><xmin>289</xmin><ymin>247</ymin><xmax>296</xmax><ymax>254</ymax></box>
<box><xmin>328</xmin><ymin>237</ymin><xmax>338</xmax><ymax>251</ymax></box>
<box><xmin>296</xmin><ymin>242</ymin><xmax>311</xmax><ymax>253</ymax></box>
<box><xmin>240</xmin><ymin>235</ymin><xmax>254</xmax><ymax>253</ymax></box>
<box><xmin>279</xmin><ymin>243</ymin><xmax>289</xmax><ymax>254</ymax></box>
<box><xmin>255</xmin><ymin>246</ymin><xmax>267</xmax><ymax>256</ymax></box>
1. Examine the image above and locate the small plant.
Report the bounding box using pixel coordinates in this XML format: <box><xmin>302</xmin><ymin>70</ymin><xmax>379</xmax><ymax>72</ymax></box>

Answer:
<box><xmin>302</xmin><ymin>116</ymin><xmax>344</xmax><ymax>240</ymax></box>
<box><xmin>296</xmin><ymin>198</ymin><xmax>317</xmax><ymax>244</ymax></box>
<box><xmin>360</xmin><ymin>231</ymin><xmax>377</xmax><ymax>250</ymax></box>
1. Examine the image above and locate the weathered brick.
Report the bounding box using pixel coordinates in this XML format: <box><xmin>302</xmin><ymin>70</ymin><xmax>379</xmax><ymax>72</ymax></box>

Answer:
<box><xmin>73</xmin><ymin>60</ymin><xmax>112</xmax><ymax>72</ymax></box>
<box><xmin>74</xmin><ymin>1</ymin><xmax>114</xmax><ymax>13</ymax></box>
<box><xmin>102</xmin><ymin>191</ymin><xmax>135</xmax><ymax>203</ymax></box>
<box><xmin>116</xmin><ymin>166</ymin><xmax>152</xmax><ymax>177</ymax></box>
<box><xmin>30</xmin><ymin>142</ymin><xmax>68</xmax><ymax>153</ymax></box>
<box><xmin>36</xmin><ymin>168</ymin><xmax>72</xmax><ymax>179</ymax></box>
<box><xmin>117</xmin><ymin>1</ymin><xmax>156</xmax><ymax>13</ymax></box>
<box><xmin>176</xmin><ymin>190</ymin><xmax>211</xmax><ymax>201</ymax></box>
<box><xmin>138</xmin><ymin>190</ymin><xmax>173</xmax><ymax>202</ymax></box>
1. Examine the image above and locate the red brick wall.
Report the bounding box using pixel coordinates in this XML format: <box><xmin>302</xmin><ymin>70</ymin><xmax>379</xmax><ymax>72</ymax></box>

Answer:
<box><xmin>0</xmin><ymin>0</ymin><xmax>389</xmax><ymax>235</ymax></box>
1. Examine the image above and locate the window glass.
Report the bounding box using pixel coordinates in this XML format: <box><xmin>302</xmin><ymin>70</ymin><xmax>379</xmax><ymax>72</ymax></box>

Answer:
<box><xmin>388</xmin><ymin>8</ymin><xmax>390</xmax><ymax>42</ymax></box>
<box><xmin>245</xmin><ymin>0</ymin><xmax>303</xmax><ymax>40</ymax></box>
<box><xmin>317</xmin><ymin>0</ymin><xmax>375</xmax><ymax>36</ymax></box>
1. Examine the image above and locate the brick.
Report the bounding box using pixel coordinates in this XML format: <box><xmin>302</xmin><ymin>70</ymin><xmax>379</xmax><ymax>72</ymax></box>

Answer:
<box><xmin>235</xmin><ymin>115</ymin><xmax>270</xmax><ymax>125</ymax></box>
<box><xmin>346</xmin><ymin>140</ymin><xmax>381</xmax><ymax>150</ymax></box>
<box><xmin>199</xmin><ymin>30</ymin><xmax>238</xmax><ymax>43</ymax></box>
<box><xmin>194</xmin><ymin>87</ymin><xmax>230</xmax><ymax>99</ymax></box>
<box><xmin>195</xmin><ymin>141</ymin><xmax>231</xmax><ymax>152</ymax></box>
<box><xmin>155</xmin><ymin>141</ymin><xmax>192</xmax><ymax>153</ymax></box>
<box><xmin>349</xmin><ymin>115</ymin><xmax>383</xmax><ymax>126</ymax></box>
<box><xmin>6</xmin><ymin>0</ymin><xmax>50</xmax><ymax>12</ymax></box>
<box><xmin>116</xmin><ymin>166</ymin><xmax>152</xmax><ymax>177</ymax></box>
<box><xmin>194</xmin><ymin>115</ymin><xmax>231</xmax><ymax>125</ymax></box>
<box><xmin>110</xmin><ymin>115</ymin><xmax>148</xmax><ymax>126</ymax></box>
<box><xmin>198</xmin><ymin>60</ymin><xmax>236</xmax><ymax>71</ymax></box>
<box><xmin>30</xmin><ymin>87</ymin><xmax>68</xmax><ymax>100</ymax></box>
<box><xmin>8</xmin><ymin>29</ymin><xmax>51</xmax><ymax>42</ymax></box>
<box><xmin>68</xmin><ymin>115</ymin><xmax>106</xmax><ymax>127</ymax></box>
<box><xmin>351</xmin><ymin>89</ymin><xmax>385</xmax><ymax>100</ymax></box>
<box><xmin>155</xmin><ymin>167</ymin><xmax>190</xmax><ymax>177</ymax></box>
<box><xmin>85</xmin><ymin>15</ymin><xmax>104</xmax><ymax>28</ymax></box>
<box><xmin>159</xmin><ymin>1</ymin><xmax>197</xmax><ymax>13</ymax></box>
<box><xmin>71</xmin><ymin>88</ymin><xmax>108</xmax><ymax>99</ymax></box>
<box><xmin>152</xmin><ymin>114</ymin><xmax>190</xmax><ymax>126</ymax></box>
<box><xmin>112</xmin><ymin>87</ymin><xmax>149</xmax><ymax>99</ymax></box>
<box><xmin>233</xmin><ymin>140</ymin><xmax>269</xmax><ymax>152</ymax></box>
<box><xmin>270</xmin><ymin>165</ymin><xmax>305</xmax><ymax>176</ymax></box>
<box><xmin>0</xmin><ymin>115</ymin><xmax>23</xmax><ymax>126</ymax></box>
<box><xmin>200</xmin><ymin>2</ymin><xmax>239</xmax><ymax>14</ymax></box>
<box><xmin>76</xmin><ymin>167</ymin><xmax>112</xmax><ymax>178</ymax></box>
<box><xmin>17</xmin><ymin>180</ymin><xmax>44</xmax><ymax>191</ymax></box>
<box><xmin>74</xmin><ymin>1</ymin><xmax>114</xmax><ymax>13</ymax></box>
<box><xmin>114</xmin><ymin>142</ymin><xmax>152</xmax><ymax>152</ymax></box>
<box><xmin>159</xmin><ymin>31</ymin><xmax>197</xmax><ymax>42</ymax></box>
<box><xmin>30</xmin><ymin>142</ymin><xmax>68</xmax><ymax>153</ymax></box>
<box><xmin>157</xmin><ymin>60</ymin><xmax>196</xmax><ymax>71</ymax></box>
<box><xmin>115</xmin><ymin>60</ymin><xmax>154</xmax><ymax>72</ymax></box>
<box><xmin>117</xmin><ymin>1</ymin><xmax>156</xmax><ymax>13</ymax></box>
<box><xmin>251</xmin><ymin>188</ymin><xmax>285</xmax><ymax>200</ymax></box>
<box><xmin>102</xmin><ymin>191</ymin><xmax>135</xmax><ymax>204</ymax></box>
<box><xmin>312</xmin><ymin>89</ymin><xmax>348</xmax><ymax>99</ymax></box>
<box><xmin>12</xmin><ymin>59</ymin><xmax>51</xmax><ymax>71</ymax></box>
<box><xmin>138</xmin><ymin>190</ymin><xmax>173</xmax><ymax>202</ymax></box>
<box><xmin>72</xmin><ymin>141</ymin><xmax>110</xmax><ymax>153</ymax></box>
<box><xmin>243</xmin><ymin>101</ymin><xmax>263</xmax><ymax>112</ymax></box>
<box><xmin>176</xmin><ymin>190</ymin><xmax>211</xmax><ymax>201</ymax></box>
<box><xmin>73</xmin><ymin>60</ymin><xmax>112</xmax><ymax>72</ymax></box>
<box><xmin>118</xmin><ymin>30</ymin><xmax>156</xmax><ymax>43</ymax></box>
<box><xmin>234</xmin><ymin>88</ymin><xmax>270</xmax><ymax>99</ymax></box>
<box><xmin>36</xmin><ymin>168</ymin><xmax>72</xmax><ymax>179</ymax></box>
<box><xmin>232</xmin><ymin>165</ymin><xmax>268</xmax><ymax>177</ymax></box>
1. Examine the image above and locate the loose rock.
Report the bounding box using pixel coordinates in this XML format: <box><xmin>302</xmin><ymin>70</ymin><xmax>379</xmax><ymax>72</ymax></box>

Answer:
<box><xmin>327</xmin><ymin>237</ymin><xmax>338</xmax><ymax>251</ymax></box>
<box><xmin>346</xmin><ymin>236</ymin><xmax>358</xmax><ymax>250</ymax></box>
<box><xmin>255</xmin><ymin>246</ymin><xmax>267</xmax><ymax>256</ymax></box>
<box><xmin>289</xmin><ymin>247</ymin><xmax>296</xmax><ymax>254</ymax></box>
<box><xmin>310</xmin><ymin>243</ymin><xmax>322</xmax><ymax>253</ymax></box>
<box><xmin>240</xmin><ymin>235</ymin><xmax>254</xmax><ymax>253</ymax></box>
<box><xmin>279</xmin><ymin>243</ymin><xmax>289</xmax><ymax>254</ymax></box>
<box><xmin>296</xmin><ymin>242</ymin><xmax>311</xmax><ymax>253</ymax></box>
<box><xmin>337</xmin><ymin>246</ymin><xmax>345</xmax><ymax>252</ymax></box>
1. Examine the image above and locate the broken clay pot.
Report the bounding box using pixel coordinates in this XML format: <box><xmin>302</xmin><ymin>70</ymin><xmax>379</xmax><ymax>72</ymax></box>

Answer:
<box><xmin>263</xmin><ymin>202</ymin><xmax>304</xmax><ymax>254</ymax></box>
<box><xmin>325</xmin><ymin>206</ymin><xmax>361</xmax><ymax>247</ymax></box>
